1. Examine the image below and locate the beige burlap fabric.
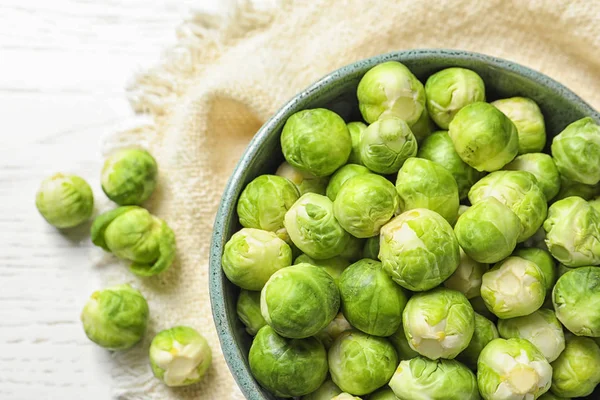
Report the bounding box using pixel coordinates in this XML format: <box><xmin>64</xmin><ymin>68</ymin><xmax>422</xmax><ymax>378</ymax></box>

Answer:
<box><xmin>102</xmin><ymin>0</ymin><xmax>600</xmax><ymax>398</ymax></box>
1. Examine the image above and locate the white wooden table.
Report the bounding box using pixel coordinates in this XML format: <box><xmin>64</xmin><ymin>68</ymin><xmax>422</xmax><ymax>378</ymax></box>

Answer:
<box><xmin>0</xmin><ymin>1</ymin><xmax>223</xmax><ymax>397</ymax></box>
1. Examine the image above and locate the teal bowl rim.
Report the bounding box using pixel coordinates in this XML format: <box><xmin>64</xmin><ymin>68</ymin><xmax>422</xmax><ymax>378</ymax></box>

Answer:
<box><xmin>209</xmin><ymin>48</ymin><xmax>600</xmax><ymax>400</ymax></box>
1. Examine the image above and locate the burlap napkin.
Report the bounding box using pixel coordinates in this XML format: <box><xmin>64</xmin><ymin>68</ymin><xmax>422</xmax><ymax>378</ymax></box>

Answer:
<box><xmin>101</xmin><ymin>0</ymin><xmax>600</xmax><ymax>398</ymax></box>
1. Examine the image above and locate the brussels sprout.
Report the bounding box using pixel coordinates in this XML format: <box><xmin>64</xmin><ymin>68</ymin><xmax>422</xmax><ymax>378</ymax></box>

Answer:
<box><xmin>301</xmin><ymin>379</ymin><xmax>342</xmax><ymax>400</ymax></box>
<box><xmin>469</xmin><ymin>296</ymin><xmax>498</xmax><ymax>322</ymax></box>
<box><xmin>550</xmin><ymin>335</ymin><xmax>600</xmax><ymax>398</ymax></box>
<box><xmin>328</xmin><ymin>330</ymin><xmax>398</xmax><ymax>395</ymax></box>
<box><xmin>380</xmin><ymin>209</ymin><xmax>460</xmax><ymax>291</ymax></box>
<box><xmin>417</xmin><ymin>131</ymin><xmax>485</xmax><ymax>200</ymax></box>
<box><xmin>368</xmin><ymin>387</ymin><xmax>398</xmax><ymax>400</ymax></box>
<box><xmin>523</xmin><ymin>227</ymin><xmax>549</xmax><ymax>251</ymax></box>
<box><xmin>395</xmin><ymin>158</ymin><xmax>460</xmax><ymax>224</ymax></box>
<box><xmin>80</xmin><ymin>284</ymin><xmax>148</xmax><ymax>350</ymax></box>
<box><xmin>339</xmin><ymin>259</ymin><xmax>408</xmax><ymax>336</ymax></box>
<box><xmin>36</xmin><ymin>173</ymin><xmax>94</xmax><ymax>228</ymax></box>
<box><xmin>101</xmin><ymin>148</ymin><xmax>158</xmax><ymax>205</ymax></box>
<box><xmin>236</xmin><ymin>290</ymin><xmax>267</xmax><ymax>336</ymax></box>
<box><xmin>284</xmin><ymin>193</ymin><xmax>351</xmax><ymax>259</ymax></box>
<box><xmin>454</xmin><ymin>197</ymin><xmax>521</xmax><ymax>263</ymax></box>
<box><xmin>492</xmin><ymin>97</ymin><xmax>546</xmax><ymax>155</ymax></box>
<box><xmin>443</xmin><ymin>248</ymin><xmax>488</xmax><ymax>299</ymax></box>
<box><xmin>553</xmin><ymin>267</ymin><xmax>600</xmax><ymax>337</ymax></box>
<box><xmin>480</xmin><ymin>256</ymin><xmax>546</xmax><ymax>319</ymax></box>
<box><xmin>261</xmin><ymin>263</ymin><xmax>339</xmax><ymax>338</ymax></box>
<box><xmin>552</xmin><ymin>117</ymin><xmax>600</xmax><ymax>185</ymax></box>
<box><xmin>449</xmin><ymin>102</ymin><xmax>519</xmax><ymax>172</ymax></box>
<box><xmin>281</xmin><ymin>108</ymin><xmax>351</xmax><ymax>177</ymax></box>
<box><xmin>504</xmin><ymin>153</ymin><xmax>560</xmax><ymax>201</ymax></box>
<box><xmin>468</xmin><ymin>170</ymin><xmax>547</xmax><ymax>242</ymax></box>
<box><xmin>339</xmin><ymin>235</ymin><xmax>365</xmax><ymax>262</ymax></box>
<box><xmin>347</xmin><ymin>122</ymin><xmax>367</xmax><ymax>165</ymax></box>
<box><xmin>237</xmin><ymin>175</ymin><xmax>300</xmax><ymax>232</ymax></box>
<box><xmin>554</xmin><ymin>176</ymin><xmax>600</xmax><ymax>202</ymax></box>
<box><xmin>314</xmin><ymin>312</ymin><xmax>352</xmax><ymax>349</ymax></box>
<box><xmin>457</xmin><ymin>312</ymin><xmax>499</xmax><ymax>369</ymax></box>
<box><xmin>249</xmin><ymin>326</ymin><xmax>328</xmax><ymax>397</ymax></box>
<box><xmin>276</xmin><ymin>162</ymin><xmax>329</xmax><ymax>195</ymax></box>
<box><xmin>294</xmin><ymin>254</ymin><xmax>350</xmax><ymax>281</ymax></box>
<box><xmin>359</xmin><ymin>117</ymin><xmax>418</xmax><ymax>174</ymax></box>
<box><xmin>543</xmin><ymin>196</ymin><xmax>600</xmax><ymax>267</ymax></box>
<box><xmin>357</xmin><ymin>61</ymin><xmax>426</xmax><ymax>126</ymax></box>
<box><xmin>91</xmin><ymin>206</ymin><xmax>176</xmax><ymax>276</ymax></box>
<box><xmin>477</xmin><ymin>338</ymin><xmax>552</xmax><ymax>400</ymax></box>
<box><xmin>410</xmin><ymin>106</ymin><xmax>436</xmax><ymax>143</ymax></box>
<box><xmin>334</xmin><ymin>174</ymin><xmax>400</xmax><ymax>238</ymax></box>
<box><xmin>388</xmin><ymin>323</ymin><xmax>419</xmax><ymax>360</ymax></box>
<box><xmin>538</xmin><ymin>393</ymin><xmax>570</xmax><ymax>400</ymax></box>
<box><xmin>425</xmin><ymin>67</ymin><xmax>486</xmax><ymax>129</ymax></box>
<box><xmin>458</xmin><ymin>204</ymin><xmax>470</xmax><ymax>218</ymax></box>
<box><xmin>222</xmin><ymin>228</ymin><xmax>292</xmax><ymax>290</ymax></box>
<box><xmin>363</xmin><ymin>236</ymin><xmax>380</xmax><ymax>260</ymax></box>
<box><xmin>497</xmin><ymin>309</ymin><xmax>565</xmax><ymax>362</ymax></box>
<box><xmin>389</xmin><ymin>356</ymin><xmax>480</xmax><ymax>400</ymax></box>
<box><xmin>402</xmin><ymin>288</ymin><xmax>475</xmax><ymax>359</ymax></box>
<box><xmin>513</xmin><ymin>247</ymin><xmax>556</xmax><ymax>292</ymax></box>
<box><xmin>326</xmin><ymin>164</ymin><xmax>371</xmax><ymax>201</ymax></box>
<box><xmin>591</xmin><ymin>196</ymin><xmax>600</xmax><ymax>213</ymax></box>
<box><xmin>149</xmin><ymin>326</ymin><xmax>212</xmax><ymax>387</ymax></box>
<box><xmin>332</xmin><ymin>393</ymin><xmax>361</xmax><ymax>400</ymax></box>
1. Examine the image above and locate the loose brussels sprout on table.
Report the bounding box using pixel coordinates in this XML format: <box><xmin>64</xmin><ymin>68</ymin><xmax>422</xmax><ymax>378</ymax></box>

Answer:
<box><xmin>552</xmin><ymin>117</ymin><xmax>600</xmax><ymax>185</ymax></box>
<box><xmin>276</xmin><ymin>161</ymin><xmax>329</xmax><ymax>195</ymax></box>
<box><xmin>359</xmin><ymin>117</ymin><xmax>417</xmax><ymax>174</ymax></box>
<box><xmin>492</xmin><ymin>97</ymin><xmax>546</xmax><ymax>155</ymax></box>
<box><xmin>101</xmin><ymin>148</ymin><xmax>158</xmax><ymax>205</ymax></box>
<box><xmin>553</xmin><ymin>267</ymin><xmax>600</xmax><ymax>337</ymax></box>
<box><xmin>550</xmin><ymin>335</ymin><xmax>600</xmax><ymax>398</ymax></box>
<box><xmin>36</xmin><ymin>173</ymin><xmax>94</xmax><ymax>228</ymax></box>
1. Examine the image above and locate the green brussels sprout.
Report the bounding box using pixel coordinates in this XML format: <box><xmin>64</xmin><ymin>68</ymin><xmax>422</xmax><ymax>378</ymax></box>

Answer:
<box><xmin>237</xmin><ymin>174</ymin><xmax>300</xmax><ymax>232</ymax></box>
<box><xmin>347</xmin><ymin>122</ymin><xmax>367</xmax><ymax>165</ymax></box>
<box><xmin>359</xmin><ymin>117</ymin><xmax>418</xmax><ymax>174</ymax></box>
<box><xmin>101</xmin><ymin>148</ymin><xmax>158</xmax><ymax>205</ymax></box>
<box><xmin>281</xmin><ymin>108</ymin><xmax>351</xmax><ymax>177</ymax></box>
<box><xmin>469</xmin><ymin>296</ymin><xmax>498</xmax><ymax>322</ymax></box>
<box><xmin>380</xmin><ymin>209</ymin><xmax>460</xmax><ymax>291</ymax></box>
<box><xmin>388</xmin><ymin>323</ymin><xmax>419</xmax><ymax>360</ymax></box>
<box><xmin>550</xmin><ymin>335</ymin><xmax>600</xmax><ymax>398</ymax></box>
<box><xmin>492</xmin><ymin>97</ymin><xmax>546</xmax><ymax>155</ymax></box>
<box><xmin>149</xmin><ymin>326</ymin><xmax>212</xmax><ymax>387</ymax></box>
<box><xmin>481</xmin><ymin>256</ymin><xmax>546</xmax><ymax>319</ymax></box>
<box><xmin>294</xmin><ymin>254</ymin><xmax>350</xmax><ymax>281</ymax></box>
<box><xmin>91</xmin><ymin>206</ymin><xmax>176</xmax><ymax>276</ymax></box>
<box><xmin>363</xmin><ymin>236</ymin><xmax>380</xmax><ymax>260</ymax></box>
<box><xmin>222</xmin><ymin>228</ymin><xmax>292</xmax><ymax>290</ymax></box>
<box><xmin>443</xmin><ymin>248</ymin><xmax>488</xmax><ymax>299</ymax></box>
<box><xmin>543</xmin><ymin>196</ymin><xmax>600</xmax><ymax>267</ymax></box>
<box><xmin>553</xmin><ymin>267</ymin><xmax>600</xmax><ymax>337</ymax></box>
<box><xmin>236</xmin><ymin>290</ymin><xmax>267</xmax><ymax>336</ymax></box>
<box><xmin>332</xmin><ymin>393</ymin><xmax>361</xmax><ymax>400</ymax></box>
<box><xmin>468</xmin><ymin>170</ymin><xmax>548</xmax><ymax>242</ymax></box>
<box><xmin>314</xmin><ymin>312</ymin><xmax>352</xmax><ymax>349</ymax></box>
<box><xmin>477</xmin><ymin>338</ymin><xmax>552</xmax><ymax>400</ymax></box>
<box><xmin>504</xmin><ymin>153</ymin><xmax>560</xmax><ymax>201</ymax></box>
<box><xmin>326</xmin><ymin>164</ymin><xmax>371</xmax><ymax>201</ymax></box>
<box><xmin>36</xmin><ymin>173</ymin><xmax>94</xmax><ymax>228</ymax></box>
<box><xmin>284</xmin><ymin>193</ymin><xmax>351</xmax><ymax>259</ymax></box>
<box><xmin>328</xmin><ymin>330</ymin><xmax>398</xmax><ymax>396</ymax></box>
<box><xmin>410</xmin><ymin>105</ymin><xmax>436</xmax><ymax>143</ymax></box>
<box><xmin>403</xmin><ymin>288</ymin><xmax>475</xmax><ymax>359</ymax></box>
<box><xmin>276</xmin><ymin>162</ymin><xmax>329</xmax><ymax>195</ymax></box>
<box><xmin>389</xmin><ymin>356</ymin><xmax>480</xmax><ymax>400</ymax></box>
<box><xmin>261</xmin><ymin>263</ymin><xmax>339</xmax><ymax>339</ymax></box>
<box><xmin>357</xmin><ymin>61</ymin><xmax>426</xmax><ymax>126</ymax></box>
<box><xmin>249</xmin><ymin>326</ymin><xmax>328</xmax><ymax>397</ymax></box>
<box><xmin>538</xmin><ymin>393</ymin><xmax>570</xmax><ymax>400</ymax></box>
<box><xmin>457</xmin><ymin>312</ymin><xmax>499</xmax><ymax>369</ymax></box>
<box><xmin>448</xmin><ymin>102</ymin><xmax>519</xmax><ymax>172</ymax></box>
<box><xmin>339</xmin><ymin>235</ymin><xmax>365</xmax><ymax>262</ymax></box>
<box><xmin>395</xmin><ymin>157</ymin><xmax>460</xmax><ymax>224</ymax></box>
<box><xmin>301</xmin><ymin>379</ymin><xmax>342</xmax><ymax>400</ymax></box>
<box><xmin>498</xmin><ymin>309</ymin><xmax>565</xmax><ymax>362</ymax></box>
<box><xmin>368</xmin><ymin>387</ymin><xmax>398</xmax><ymax>400</ymax></box>
<box><xmin>513</xmin><ymin>247</ymin><xmax>557</xmax><ymax>292</ymax></box>
<box><xmin>339</xmin><ymin>259</ymin><xmax>408</xmax><ymax>336</ymax></box>
<box><xmin>454</xmin><ymin>197</ymin><xmax>521</xmax><ymax>263</ymax></box>
<box><xmin>552</xmin><ymin>117</ymin><xmax>600</xmax><ymax>185</ymax></box>
<box><xmin>554</xmin><ymin>176</ymin><xmax>600</xmax><ymax>202</ymax></box>
<box><xmin>80</xmin><ymin>284</ymin><xmax>149</xmax><ymax>350</ymax></box>
<box><xmin>417</xmin><ymin>130</ymin><xmax>485</xmax><ymax>200</ymax></box>
<box><xmin>334</xmin><ymin>174</ymin><xmax>400</xmax><ymax>238</ymax></box>
<box><xmin>425</xmin><ymin>67</ymin><xmax>486</xmax><ymax>129</ymax></box>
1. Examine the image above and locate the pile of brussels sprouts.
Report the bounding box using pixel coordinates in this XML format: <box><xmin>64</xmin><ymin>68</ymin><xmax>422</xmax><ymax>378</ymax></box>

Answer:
<box><xmin>224</xmin><ymin>61</ymin><xmax>600</xmax><ymax>399</ymax></box>
<box><xmin>36</xmin><ymin>149</ymin><xmax>212</xmax><ymax>387</ymax></box>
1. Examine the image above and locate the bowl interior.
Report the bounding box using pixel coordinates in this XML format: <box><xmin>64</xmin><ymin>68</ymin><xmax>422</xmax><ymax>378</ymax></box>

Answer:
<box><xmin>209</xmin><ymin>49</ymin><xmax>600</xmax><ymax>400</ymax></box>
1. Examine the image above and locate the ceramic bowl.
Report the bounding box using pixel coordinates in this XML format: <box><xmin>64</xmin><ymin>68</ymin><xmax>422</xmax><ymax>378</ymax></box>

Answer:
<box><xmin>209</xmin><ymin>49</ymin><xmax>600</xmax><ymax>400</ymax></box>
